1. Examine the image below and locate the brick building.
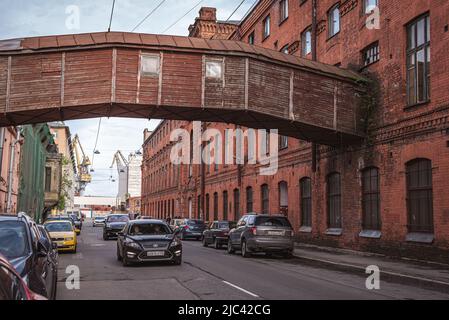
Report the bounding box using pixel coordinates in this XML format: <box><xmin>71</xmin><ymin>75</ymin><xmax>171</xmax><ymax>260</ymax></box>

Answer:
<box><xmin>141</xmin><ymin>1</ymin><xmax>449</xmax><ymax>262</ymax></box>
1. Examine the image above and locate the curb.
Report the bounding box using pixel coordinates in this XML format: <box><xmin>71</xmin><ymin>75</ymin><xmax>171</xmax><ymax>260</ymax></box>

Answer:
<box><xmin>292</xmin><ymin>252</ymin><xmax>449</xmax><ymax>294</ymax></box>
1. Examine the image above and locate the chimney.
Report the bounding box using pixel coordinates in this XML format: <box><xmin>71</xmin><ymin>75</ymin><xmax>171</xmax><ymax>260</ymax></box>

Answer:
<box><xmin>199</xmin><ymin>7</ymin><xmax>217</xmax><ymax>22</ymax></box>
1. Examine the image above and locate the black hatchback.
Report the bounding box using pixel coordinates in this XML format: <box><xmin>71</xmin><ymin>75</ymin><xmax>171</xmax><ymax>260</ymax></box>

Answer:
<box><xmin>103</xmin><ymin>214</ymin><xmax>130</xmax><ymax>240</ymax></box>
<box><xmin>116</xmin><ymin>220</ymin><xmax>182</xmax><ymax>266</ymax></box>
<box><xmin>0</xmin><ymin>213</ymin><xmax>58</xmax><ymax>299</ymax></box>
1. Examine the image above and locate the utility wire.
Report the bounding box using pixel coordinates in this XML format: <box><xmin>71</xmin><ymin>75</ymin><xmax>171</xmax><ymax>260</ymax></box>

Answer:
<box><xmin>226</xmin><ymin>0</ymin><xmax>246</xmax><ymax>22</ymax></box>
<box><xmin>132</xmin><ymin>0</ymin><xmax>167</xmax><ymax>32</ymax></box>
<box><xmin>108</xmin><ymin>0</ymin><xmax>116</xmax><ymax>32</ymax></box>
<box><xmin>91</xmin><ymin>118</ymin><xmax>102</xmax><ymax>167</ymax></box>
<box><xmin>162</xmin><ymin>0</ymin><xmax>204</xmax><ymax>34</ymax></box>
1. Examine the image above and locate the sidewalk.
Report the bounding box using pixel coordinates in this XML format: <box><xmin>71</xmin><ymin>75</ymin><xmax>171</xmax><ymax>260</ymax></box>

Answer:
<box><xmin>293</xmin><ymin>243</ymin><xmax>449</xmax><ymax>292</ymax></box>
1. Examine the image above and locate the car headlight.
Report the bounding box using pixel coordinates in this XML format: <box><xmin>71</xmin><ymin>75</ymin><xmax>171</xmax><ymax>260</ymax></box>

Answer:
<box><xmin>126</xmin><ymin>241</ymin><xmax>141</xmax><ymax>250</ymax></box>
<box><xmin>170</xmin><ymin>239</ymin><xmax>181</xmax><ymax>247</ymax></box>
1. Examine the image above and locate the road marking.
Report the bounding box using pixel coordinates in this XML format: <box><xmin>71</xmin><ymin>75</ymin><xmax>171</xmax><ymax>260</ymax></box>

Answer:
<box><xmin>91</xmin><ymin>244</ymin><xmax>106</xmax><ymax>247</ymax></box>
<box><xmin>222</xmin><ymin>280</ymin><xmax>259</xmax><ymax>298</ymax></box>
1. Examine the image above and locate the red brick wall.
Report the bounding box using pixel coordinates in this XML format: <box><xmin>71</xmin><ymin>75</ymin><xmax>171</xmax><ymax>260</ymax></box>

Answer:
<box><xmin>141</xmin><ymin>0</ymin><xmax>449</xmax><ymax>262</ymax></box>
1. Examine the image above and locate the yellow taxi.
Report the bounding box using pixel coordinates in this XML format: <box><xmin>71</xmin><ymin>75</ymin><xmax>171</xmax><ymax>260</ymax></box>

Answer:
<box><xmin>44</xmin><ymin>220</ymin><xmax>78</xmax><ymax>253</ymax></box>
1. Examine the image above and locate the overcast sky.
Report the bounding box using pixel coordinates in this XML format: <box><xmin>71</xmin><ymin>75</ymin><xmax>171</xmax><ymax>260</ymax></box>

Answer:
<box><xmin>0</xmin><ymin>0</ymin><xmax>257</xmax><ymax>197</ymax></box>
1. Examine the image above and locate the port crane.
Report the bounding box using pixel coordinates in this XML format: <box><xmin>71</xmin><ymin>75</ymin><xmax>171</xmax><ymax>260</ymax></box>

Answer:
<box><xmin>71</xmin><ymin>134</ymin><xmax>92</xmax><ymax>193</ymax></box>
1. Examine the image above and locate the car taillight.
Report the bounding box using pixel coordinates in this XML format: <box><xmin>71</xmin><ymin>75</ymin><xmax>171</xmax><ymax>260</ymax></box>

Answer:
<box><xmin>250</xmin><ymin>227</ymin><xmax>257</xmax><ymax>235</ymax></box>
<box><xmin>184</xmin><ymin>225</ymin><xmax>190</xmax><ymax>230</ymax></box>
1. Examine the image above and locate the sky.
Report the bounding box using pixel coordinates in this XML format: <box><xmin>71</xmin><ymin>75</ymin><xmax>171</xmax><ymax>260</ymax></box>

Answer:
<box><xmin>0</xmin><ymin>0</ymin><xmax>257</xmax><ymax>197</ymax></box>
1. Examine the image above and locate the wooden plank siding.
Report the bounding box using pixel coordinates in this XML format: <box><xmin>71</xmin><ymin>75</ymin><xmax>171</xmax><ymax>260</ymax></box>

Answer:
<box><xmin>0</xmin><ymin>32</ymin><xmax>366</xmax><ymax>146</ymax></box>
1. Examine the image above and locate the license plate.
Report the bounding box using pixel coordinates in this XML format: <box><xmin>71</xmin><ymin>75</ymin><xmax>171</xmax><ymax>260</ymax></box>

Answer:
<box><xmin>267</xmin><ymin>231</ymin><xmax>284</xmax><ymax>236</ymax></box>
<box><xmin>56</xmin><ymin>242</ymin><xmax>64</xmax><ymax>247</ymax></box>
<box><xmin>147</xmin><ymin>251</ymin><xmax>165</xmax><ymax>257</ymax></box>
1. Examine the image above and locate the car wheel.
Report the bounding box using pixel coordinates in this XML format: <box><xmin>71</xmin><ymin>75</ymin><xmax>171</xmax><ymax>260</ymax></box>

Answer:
<box><xmin>117</xmin><ymin>245</ymin><xmax>122</xmax><ymax>261</ymax></box>
<box><xmin>122</xmin><ymin>256</ymin><xmax>131</xmax><ymax>267</ymax></box>
<box><xmin>73</xmin><ymin>245</ymin><xmax>77</xmax><ymax>254</ymax></box>
<box><xmin>103</xmin><ymin>233</ymin><xmax>108</xmax><ymax>241</ymax></box>
<box><xmin>227</xmin><ymin>239</ymin><xmax>235</xmax><ymax>254</ymax></box>
<box><xmin>283</xmin><ymin>251</ymin><xmax>293</xmax><ymax>259</ymax></box>
<box><xmin>173</xmin><ymin>257</ymin><xmax>182</xmax><ymax>265</ymax></box>
<box><xmin>213</xmin><ymin>238</ymin><xmax>220</xmax><ymax>249</ymax></box>
<box><xmin>241</xmin><ymin>240</ymin><xmax>251</xmax><ymax>258</ymax></box>
<box><xmin>202</xmin><ymin>236</ymin><xmax>208</xmax><ymax>247</ymax></box>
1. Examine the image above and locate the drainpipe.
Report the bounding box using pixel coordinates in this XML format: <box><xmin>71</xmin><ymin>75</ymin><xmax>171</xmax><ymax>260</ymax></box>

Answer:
<box><xmin>311</xmin><ymin>0</ymin><xmax>318</xmax><ymax>172</ymax></box>
<box><xmin>0</xmin><ymin>127</ymin><xmax>5</xmax><ymax>185</ymax></box>
<box><xmin>6</xmin><ymin>127</ymin><xmax>21</xmax><ymax>213</ymax></box>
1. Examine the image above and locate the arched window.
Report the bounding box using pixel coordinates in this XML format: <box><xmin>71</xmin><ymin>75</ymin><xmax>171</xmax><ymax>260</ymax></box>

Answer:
<box><xmin>362</xmin><ymin>167</ymin><xmax>381</xmax><ymax>230</ymax></box>
<box><xmin>246</xmin><ymin>187</ymin><xmax>253</xmax><ymax>213</ymax></box>
<box><xmin>234</xmin><ymin>189</ymin><xmax>240</xmax><ymax>220</ymax></box>
<box><xmin>406</xmin><ymin>159</ymin><xmax>433</xmax><ymax>233</ymax></box>
<box><xmin>261</xmin><ymin>184</ymin><xmax>269</xmax><ymax>214</ymax></box>
<box><xmin>213</xmin><ymin>192</ymin><xmax>219</xmax><ymax>220</ymax></box>
<box><xmin>223</xmin><ymin>191</ymin><xmax>228</xmax><ymax>220</ymax></box>
<box><xmin>300</xmin><ymin>178</ymin><xmax>312</xmax><ymax>228</ymax></box>
<box><xmin>279</xmin><ymin>181</ymin><xmax>288</xmax><ymax>216</ymax></box>
<box><xmin>205</xmin><ymin>193</ymin><xmax>210</xmax><ymax>221</ymax></box>
<box><xmin>327</xmin><ymin>173</ymin><xmax>341</xmax><ymax>229</ymax></box>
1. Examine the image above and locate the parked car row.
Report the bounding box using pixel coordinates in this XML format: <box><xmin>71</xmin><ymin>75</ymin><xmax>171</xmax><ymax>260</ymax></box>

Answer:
<box><xmin>0</xmin><ymin>213</ymin><xmax>59</xmax><ymax>300</ymax></box>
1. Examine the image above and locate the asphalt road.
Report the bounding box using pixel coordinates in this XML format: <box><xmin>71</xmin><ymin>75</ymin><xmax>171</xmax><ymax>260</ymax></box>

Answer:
<box><xmin>56</xmin><ymin>223</ymin><xmax>449</xmax><ymax>300</ymax></box>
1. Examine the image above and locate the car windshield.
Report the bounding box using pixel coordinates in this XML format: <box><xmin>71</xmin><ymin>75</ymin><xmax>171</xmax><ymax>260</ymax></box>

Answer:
<box><xmin>219</xmin><ymin>222</ymin><xmax>236</xmax><ymax>229</ymax></box>
<box><xmin>187</xmin><ymin>220</ymin><xmax>205</xmax><ymax>226</ymax></box>
<box><xmin>108</xmin><ymin>216</ymin><xmax>129</xmax><ymax>223</ymax></box>
<box><xmin>0</xmin><ymin>221</ymin><xmax>30</xmax><ymax>259</ymax></box>
<box><xmin>45</xmin><ymin>222</ymin><xmax>73</xmax><ymax>232</ymax></box>
<box><xmin>95</xmin><ymin>217</ymin><xmax>104</xmax><ymax>220</ymax></box>
<box><xmin>129</xmin><ymin>223</ymin><xmax>172</xmax><ymax>236</ymax></box>
<box><xmin>255</xmin><ymin>216</ymin><xmax>292</xmax><ymax>227</ymax></box>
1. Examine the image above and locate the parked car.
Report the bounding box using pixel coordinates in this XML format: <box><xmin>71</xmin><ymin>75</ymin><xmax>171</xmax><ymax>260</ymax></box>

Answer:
<box><xmin>68</xmin><ymin>213</ymin><xmax>83</xmax><ymax>231</ymax></box>
<box><xmin>0</xmin><ymin>254</ymin><xmax>47</xmax><ymax>300</ymax></box>
<box><xmin>0</xmin><ymin>213</ymin><xmax>58</xmax><ymax>299</ymax></box>
<box><xmin>202</xmin><ymin>220</ymin><xmax>237</xmax><ymax>249</ymax></box>
<box><xmin>116</xmin><ymin>220</ymin><xmax>182</xmax><ymax>266</ymax></box>
<box><xmin>103</xmin><ymin>214</ymin><xmax>130</xmax><ymax>240</ymax></box>
<box><xmin>37</xmin><ymin>225</ymin><xmax>59</xmax><ymax>281</ymax></box>
<box><xmin>44</xmin><ymin>221</ymin><xmax>78</xmax><ymax>253</ymax></box>
<box><xmin>46</xmin><ymin>215</ymin><xmax>80</xmax><ymax>235</ymax></box>
<box><xmin>93</xmin><ymin>216</ymin><xmax>106</xmax><ymax>227</ymax></box>
<box><xmin>178</xmin><ymin>219</ymin><xmax>207</xmax><ymax>240</ymax></box>
<box><xmin>227</xmin><ymin>214</ymin><xmax>294</xmax><ymax>258</ymax></box>
<box><xmin>169</xmin><ymin>218</ymin><xmax>184</xmax><ymax>231</ymax></box>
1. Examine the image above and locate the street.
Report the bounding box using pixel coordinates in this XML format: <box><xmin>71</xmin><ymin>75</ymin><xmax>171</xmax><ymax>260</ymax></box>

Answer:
<box><xmin>56</xmin><ymin>222</ymin><xmax>449</xmax><ymax>300</ymax></box>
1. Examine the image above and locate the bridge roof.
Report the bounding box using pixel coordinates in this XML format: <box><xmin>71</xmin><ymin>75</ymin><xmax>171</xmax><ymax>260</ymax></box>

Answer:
<box><xmin>0</xmin><ymin>32</ymin><xmax>364</xmax><ymax>83</ymax></box>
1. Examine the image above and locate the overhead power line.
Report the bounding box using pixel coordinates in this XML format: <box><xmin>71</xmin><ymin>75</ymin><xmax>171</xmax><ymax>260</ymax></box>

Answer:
<box><xmin>108</xmin><ymin>0</ymin><xmax>116</xmax><ymax>32</ymax></box>
<box><xmin>162</xmin><ymin>0</ymin><xmax>204</xmax><ymax>34</ymax></box>
<box><xmin>132</xmin><ymin>0</ymin><xmax>167</xmax><ymax>32</ymax></box>
<box><xmin>226</xmin><ymin>0</ymin><xmax>246</xmax><ymax>22</ymax></box>
<box><xmin>91</xmin><ymin>118</ymin><xmax>102</xmax><ymax>167</ymax></box>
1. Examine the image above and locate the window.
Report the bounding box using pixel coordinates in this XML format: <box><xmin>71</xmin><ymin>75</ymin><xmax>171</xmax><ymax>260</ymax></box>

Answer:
<box><xmin>223</xmin><ymin>191</ymin><xmax>228</xmax><ymax>220</ymax></box>
<box><xmin>362</xmin><ymin>42</ymin><xmax>380</xmax><ymax>67</ymax></box>
<box><xmin>205</xmin><ymin>194</ymin><xmax>210</xmax><ymax>222</ymax></box>
<box><xmin>213</xmin><ymin>192</ymin><xmax>218</xmax><ymax>220</ymax></box>
<box><xmin>327</xmin><ymin>173</ymin><xmax>342</xmax><ymax>229</ymax></box>
<box><xmin>362</xmin><ymin>168</ymin><xmax>381</xmax><ymax>230</ymax></box>
<box><xmin>45</xmin><ymin>167</ymin><xmax>51</xmax><ymax>192</ymax></box>
<box><xmin>301</xmin><ymin>28</ymin><xmax>312</xmax><ymax>57</ymax></box>
<box><xmin>406</xmin><ymin>159</ymin><xmax>433</xmax><ymax>233</ymax></box>
<box><xmin>234</xmin><ymin>189</ymin><xmax>240</xmax><ymax>220</ymax></box>
<box><xmin>280</xmin><ymin>0</ymin><xmax>289</xmax><ymax>22</ymax></box>
<box><xmin>141</xmin><ymin>54</ymin><xmax>160</xmax><ymax>76</ymax></box>
<box><xmin>279</xmin><ymin>181</ymin><xmax>288</xmax><ymax>216</ymax></box>
<box><xmin>407</xmin><ymin>14</ymin><xmax>430</xmax><ymax>106</ymax></box>
<box><xmin>263</xmin><ymin>15</ymin><xmax>271</xmax><ymax>39</ymax></box>
<box><xmin>248</xmin><ymin>32</ymin><xmax>255</xmax><ymax>45</ymax></box>
<box><xmin>246</xmin><ymin>187</ymin><xmax>253</xmax><ymax>213</ymax></box>
<box><xmin>300</xmin><ymin>178</ymin><xmax>312</xmax><ymax>227</ymax></box>
<box><xmin>328</xmin><ymin>5</ymin><xmax>340</xmax><ymax>37</ymax></box>
<box><xmin>364</xmin><ymin>0</ymin><xmax>378</xmax><ymax>14</ymax></box>
<box><xmin>280</xmin><ymin>45</ymin><xmax>289</xmax><ymax>54</ymax></box>
<box><xmin>261</xmin><ymin>184</ymin><xmax>269</xmax><ymax>214</ymax></box>
<box><xmin>279</xmin><ymin>135</ymin><xmax>288</xmax><ymax>150</ymax></box>
<box><xmin>206</xmin><ymin>61</ymin><xmax>223</xmax><ymax>79</ymax></box>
